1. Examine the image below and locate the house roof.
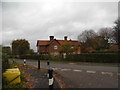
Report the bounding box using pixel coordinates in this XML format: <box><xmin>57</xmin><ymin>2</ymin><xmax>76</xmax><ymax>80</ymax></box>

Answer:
<box><xmin>37</xmin><ymin>41</ymin><xmax>49</xmax><ymax>45</ymax></box>
<box><xmin>86</xmin><ymin>47</ymin><xmax>95</xmax><ymax>52</ymax></box>
<box><xmin>37</xmin><ymin>39</ymin><xmax>81</xmax><ymax>46</ymax></box>
<box><xmin>57</xmin><ymin>40</ymin><xmax>81</xmax><ymax>45</ymax></box>
<box><xmin>109</xmin><ymin>45</ymin><xmax>120</xmax><ymax>51</ymax></box>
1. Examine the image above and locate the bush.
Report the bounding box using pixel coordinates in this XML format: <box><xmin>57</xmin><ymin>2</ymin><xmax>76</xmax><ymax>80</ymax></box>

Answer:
<box><xmin>19</xmin><ymin>54</ymin><xmax>40</xmax><ymax>60</ymax></box>
<box><xmin>2</xmin><ymin>54</ymin><xmax>10</xmax><ymax>72</ymax></box>
<box><xmin>91</xmin><ymin>50</ymin><xmax>120</xmax><ymax>53</ymax></box>
<box><xmin>18</xmin><ymin>54</ymin><xmax>52</xmax><ymax>60</ymax></box>
<box><xmin>66</xmin><ymin>53</ymin><xmax>119</xmax><ymax>63</ymax></box>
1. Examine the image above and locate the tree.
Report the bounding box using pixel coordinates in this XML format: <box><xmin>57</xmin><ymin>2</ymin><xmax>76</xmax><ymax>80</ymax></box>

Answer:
<box><xmin>26</xmin><ymin>49</ymin><xmax>35</xmax><ymax>55</ymax></box>
<box><xmin>2</xmin><ymin>46</ymin><xmax>11</xmax><ymax>55</ymax></box>
<box><xmin>78</xmin><ymin>29</ymin><xmax>97</xmax><ymax>43</ymax></box>
<box><xmin>60</xmin><ymin>42</ymin><xmax>78</xmax><ymax>55</ymax></box>
<box><xmin>78</xmin><ymin>29</ymin><xmax>109</xmax><ymax>51</ymax></box>
<box><xmin>78</xmin><ymin>30</ymin><xmax>97</xmax><ymax>51</ymax></box>
<box><xmin>113</xmin><ymin>18</ymin><xmax>120</xmax><ymax>45</ymax></box>
<box><xmin>91</xmin><ymin>36</ymin><xmax>108</xmax><ymax>50</ymax></box>
<box><xmin>12</xmin><ymin>39</ymin><xmax>30</xmax><ymax>55</ymax></box>
<box><xmin>98</xmin><ymin>27</ymin><xmax>114</xmax><ymax>43</ymax></box>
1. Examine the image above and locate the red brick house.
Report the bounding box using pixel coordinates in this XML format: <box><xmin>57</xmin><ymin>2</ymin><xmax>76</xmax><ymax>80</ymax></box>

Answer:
<box><xmin>36</xmin><ymin>36</ymin><xmax>81</xmax><ymax>56</ymax></box>
<box><xmin>109</xmin><ymin>45</ymin><xmax>120</xmax><ymax>51</ymax></box>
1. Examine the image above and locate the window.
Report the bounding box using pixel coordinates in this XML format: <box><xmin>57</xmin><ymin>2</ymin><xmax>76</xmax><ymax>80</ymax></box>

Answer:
<box><xmin>54</xmin><ymin>52</ymin><xmax>59</xmax><ymax>56</ymax></box>
<box><xmin>54</xmin><ymin>45</ymin><xmax>58</xmax><ymax>50</ymax></box>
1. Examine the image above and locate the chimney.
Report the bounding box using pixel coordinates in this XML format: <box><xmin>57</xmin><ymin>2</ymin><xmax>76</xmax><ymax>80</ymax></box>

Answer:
<box><xmin>64</xmin><ymin>36</ymin><xmax>67</xmax><ymax>41</ymax></box>
<box><xmin>49</xmin><ymin>36</ymin><xmax>54</xmax><ymax>41</ymax></box>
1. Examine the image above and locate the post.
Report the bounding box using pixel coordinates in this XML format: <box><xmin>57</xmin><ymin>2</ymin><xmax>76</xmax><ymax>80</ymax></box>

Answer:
<box><xmin>47</xmin><ymin>61</ymin><xmax>50</xmax><ymax>68</ymax></box>
<box><xmin>47</xmin><ymin>61</ymin><xmax>50</xmax><ymax>78</ymax></box>
<box><xmin>49</xmin><ymin>69</ymin><xmax>54</xmax><ymax>89</ymax></box>
<box><xmin>47</xmin><ymin>61</ymin><xmax>54</xmax><ymax>89</ymax></box>
<box><xmin>63</xmin><ymin>53</ymin><xmax>66</xmax><ymax>59</ymax></box>
<box><xmin>38</xmin><ymin>59</ymin><xmax>40</xmax><ymax>69</ymax></box>
<box><xmin>24</xmin><ymin>59</ymin><xmax>26</xmax><ymax>66</ymax></box>
<box><xmin>13</xmin><ymin>59</ymin><xmax>14</xmax><ymax>63</ymax></box>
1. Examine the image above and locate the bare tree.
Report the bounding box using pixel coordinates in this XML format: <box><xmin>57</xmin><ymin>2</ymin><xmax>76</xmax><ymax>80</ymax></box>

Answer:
<box><xmin>78</xmin><ymin>29</ymin><xmax>97</xmax><ymax>43</ymax></box>
<box><xmin>98</xmin><ymin>27</ymin><xmax>114</xmax><ymax>43</ymax></box>
<box><xmin>78</xmin><ymin>29</ymin><xmax>98</xmax><ymax>51</ymax></box>
<box><xmin>92</xmin><ymin>36</ymin><xmax>109</xmax><ymax>50</ymax></box>
<box><xmin>78</xmin><ymin>29</ymin><xmax>111</xmax><ymax>51</ymax></box>
<box><xmin>113</xmin><ymin>17</ymin><xmax>120</xmax><ymax>45</ymax></box>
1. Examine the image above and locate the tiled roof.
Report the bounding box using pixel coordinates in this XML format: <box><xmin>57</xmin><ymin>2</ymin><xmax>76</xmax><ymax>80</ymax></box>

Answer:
<box><xmin>37</xmin><ymin>41</ymin><xmax>49</xmax><ymax>45</ymax></box>
<box><xmin>86</xmin><ymin>47</ymin><xmax>95</xmax><ymax>52</ymax></box>
<box><xmin>57</xmin><ymin>40</ymin><xmax>80</xmax><ymax>46</ymax></box>
<box><xmin>109</xmin><ymin>45</ymin><xmax>120</xmax><ymax>51</ymax></box>
<box><xmin>37</xmin><ymin>39</ymin><xmax>81</xmax><ymax>46</ymax></box>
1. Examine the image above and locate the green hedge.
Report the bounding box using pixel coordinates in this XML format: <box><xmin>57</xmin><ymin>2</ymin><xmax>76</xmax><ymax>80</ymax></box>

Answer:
<box><xmin>19</xmin><ymin>54</ymin><xmax>52</xmax><ymax>60</ymax></box>
<box><xmin>66</xmin><ymin>53</ymin><xmax>119</xmax><ymax>63</ymax></box>
<box><xmin>91</xmin><ymin>50</ymin><xmax>120</xmax><ymax>53</ymax></box>
<box><xmin>19</xmin><ymin>54</ymin><xmax>40</xmax><ymax>60</ymax></box>
<box><xmin>13</xmin><ymin>53</ymin><xmax>119</xmax><ymax>63</ymax></box>
<box><xmin>2</xmin><ymin>54</ymin><xmax>10</xmax><ymax>72</ymax></box>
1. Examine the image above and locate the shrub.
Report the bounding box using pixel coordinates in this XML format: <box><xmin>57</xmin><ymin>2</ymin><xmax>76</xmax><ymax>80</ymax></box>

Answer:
<box><xmin>66</xmin><ymin>53</ymin><xmax>119</xmax><ymax>63</ymax></box>
<box><xmin>91</xmin><ymin>50</ymin><xmax>120</xmax><ymax>53</ymax></box>
<box><xmin>2</xmin><ymin>54</ymin><xmax>10</xmax><ymax>72</ymax></box>
<box><xmin>19</xmin><ymin>54</ymin><xmax>40</xmax><ymax>60</ymax></box>
<box><xmin>19</xmin><ymin>54</ymin><xmax>52</xmax><ymax>60</ymax></box>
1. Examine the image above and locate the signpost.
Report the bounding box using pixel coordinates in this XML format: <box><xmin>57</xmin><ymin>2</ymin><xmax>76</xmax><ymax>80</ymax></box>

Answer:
<box><xmin>47</xmin><ymin>61</ymin><xmax>54</xmax><ymax>89</ymax></box>
<box><xmin>38</xmin><ymin>59</ymin><xmax>40</xmax><ymax>69</ymax></box>
<box><xmin>24</xmin><ymin>59</ymin><xmax>26</xmax><ymax>66</ymax></box>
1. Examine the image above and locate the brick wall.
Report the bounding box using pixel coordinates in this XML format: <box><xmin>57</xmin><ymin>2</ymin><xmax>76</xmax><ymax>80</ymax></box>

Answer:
<box><xmin>48</xmin><ymin>40</ymin><xmax>61</xmax><ymax>56</ymax></box>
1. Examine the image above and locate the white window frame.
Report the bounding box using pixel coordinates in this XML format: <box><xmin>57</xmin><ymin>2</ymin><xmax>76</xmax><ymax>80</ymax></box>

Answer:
<box><xmin>54</xmin><ymin>45</ymin><xmax>58</xmax><ymax>50</ymax></box>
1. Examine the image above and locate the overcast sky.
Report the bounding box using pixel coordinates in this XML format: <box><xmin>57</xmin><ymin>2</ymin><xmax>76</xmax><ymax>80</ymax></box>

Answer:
<box><xmin>1</xmin><ymin>0</ymin><xmax>118</xmax><ymax>51</ymax></box>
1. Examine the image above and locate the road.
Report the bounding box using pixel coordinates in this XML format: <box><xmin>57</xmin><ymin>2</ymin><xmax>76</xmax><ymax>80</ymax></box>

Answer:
<box><xmin>12</xmin><ymin>59</ymin><xmax>119</xmax><ymax>88</ymax></box>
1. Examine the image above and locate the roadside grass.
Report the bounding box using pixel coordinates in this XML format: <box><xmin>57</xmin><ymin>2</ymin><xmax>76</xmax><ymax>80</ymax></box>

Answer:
<box><xmin>3</xmin><ymin>83</ymin><xmax>26</xmax><ymax>89</ymax></box>
<box><xmin>2</xmin><ymin>62</ymin><xmax>27</xmax><ymax>89</ymax></box>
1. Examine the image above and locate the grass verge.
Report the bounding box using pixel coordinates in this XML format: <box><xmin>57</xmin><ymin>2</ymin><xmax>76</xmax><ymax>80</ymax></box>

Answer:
<box><xmin>2</xmin><ymin>63</ymin><xmax>27</xmax><ymax>89</ymax></box>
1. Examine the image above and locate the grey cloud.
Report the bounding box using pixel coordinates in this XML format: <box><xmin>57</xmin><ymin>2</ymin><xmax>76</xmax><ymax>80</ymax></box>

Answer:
<box><xmin>2</xmin><ymin>2</ymin><xmax>118</xmax><ymax>51</ymax></box>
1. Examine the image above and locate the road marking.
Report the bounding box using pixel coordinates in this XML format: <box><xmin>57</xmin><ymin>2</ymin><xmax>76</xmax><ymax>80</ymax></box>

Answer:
<box><xmin>73</xmin><ymin>69</ymin><xmax>82</xmax><ymax>72</ymax></box>
<box><xmin>86</xmin><ymin>70</ymin><xmax>96</xmax><ymax>73</ymax></box>
<box><xmin>69</xmin><ymin>63</ymin><xmax>76</xmax><ymax>65</ymax></box>
<box><xmin>61</xmin><ymin>69</ymin><xmax>71</xmax><ymax>71</ymax></box>
<box><xmin>52</xmin><ymin>68</ymin><xmax>61</xmax><ymax>70</ymax></box>
<box><xmin>101</xmin><ymin>72</ymin><xmax>113</xmax><ymax>76</ymax></box>
<box><xmin>52</xmin><ymin>68</ymin><xmax>58</xmax><ymax>70</ymax></box>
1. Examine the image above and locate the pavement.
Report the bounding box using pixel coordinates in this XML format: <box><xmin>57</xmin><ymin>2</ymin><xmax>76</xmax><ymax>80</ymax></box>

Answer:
<box><xmin>12</xmin><ymin>59</ymin><xmax>119</xmax><ymax>88</ymax></box>
<box><xmin>17</xmin><ymin>64</ymin><xmax>60</xmax><ymax>89</ymax></box>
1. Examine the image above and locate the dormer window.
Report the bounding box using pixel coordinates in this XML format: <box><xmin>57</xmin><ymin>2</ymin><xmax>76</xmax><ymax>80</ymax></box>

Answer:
<box><xmin>54</xmin><ymin>45</ymin><xmax>58</xmax><ymax>50</ymax></box>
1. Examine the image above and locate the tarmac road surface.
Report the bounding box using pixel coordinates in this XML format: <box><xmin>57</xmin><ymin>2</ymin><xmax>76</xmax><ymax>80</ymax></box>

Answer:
<box><xmin>12</xmin><ymin>59</ymin><xmax>119</xmax><ymax>88</ymax></box>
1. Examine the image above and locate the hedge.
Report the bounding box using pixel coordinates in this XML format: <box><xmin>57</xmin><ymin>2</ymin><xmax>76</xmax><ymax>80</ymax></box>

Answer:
<box><xmin>2</xmin><ymin>54</ymin><xmax>10</xmax><ymax>72</ymax></box>
<box><xmin>14</xmin><ymin>53</ymin><xmax>119</xmax><ymax>63</ymax></box>
<box><xmin>66</xmin><ymin>53</ymin><xmax>119</xmax><ymax>63</ymax></box>
<box><xmin>91</xmin><ymin>50</ymin><xmax>120</xmax><ymax>53</ymax></box>
<box><xmin>19</xmin><ymin>54</ymin><xmax>52</xmax><ymax>60</ymax></box>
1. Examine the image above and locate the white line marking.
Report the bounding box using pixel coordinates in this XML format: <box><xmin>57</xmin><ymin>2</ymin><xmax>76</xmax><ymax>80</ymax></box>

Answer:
<box><xmin>61</xmin><ymin>69</ymin><xmax>71</xmax><ymax>71</ymax></box>
<box><xmin>101</xmin><ymin>72</ymin><xmax>113</xmax><ymax>76</ymax></box>
<box><xmin>52</xmin><ymin>68</ymin><xmax>61</xmax><ymax>70</ymax></box>
<box><xmin>73</xmin><ymin>69</ymin><xmax>82</xmax><ymax>72</ymax></box>
<box><xmin>52</xmin><ymin>68</ymin><xmax>58</xmax><ymax>70</ymax></box>
<box><xmin>86</xmin><ymin>70</ymin><xmax>96</xmax><ymax>73</ymax></box>
<box><xmin>69</xmin><ymin>63</ymin><xmax>76</xmax><ymax>65</ymax></box>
